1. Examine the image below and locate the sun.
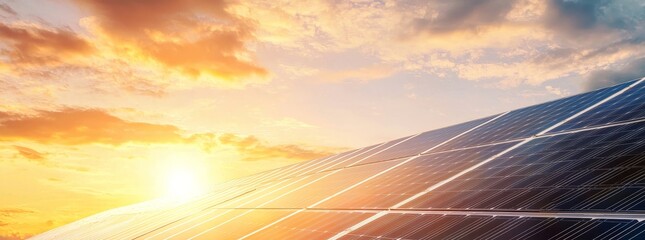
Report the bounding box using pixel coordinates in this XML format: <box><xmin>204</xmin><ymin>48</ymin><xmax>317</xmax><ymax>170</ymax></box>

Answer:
<box><xmin>165</xmin><ymin>168</ymin><xmax>206</xmax><ymax>199</ymax></box>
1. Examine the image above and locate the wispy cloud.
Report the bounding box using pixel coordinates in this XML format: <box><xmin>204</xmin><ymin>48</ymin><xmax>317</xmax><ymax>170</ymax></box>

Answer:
<box><xmin>0</xmin><ymin>22</ymin><xmax>93</xmax><ymax>70</ymax></box>
<box><xmin>583</xmin><ymin>57</ymin><xmax>645</xmax><ymax>90</ymax></box>
<box><xmin>12</xmin><ymin>145</ymin><xmax>46</xmax><ymax>163</ymax></box>
<box><xmin>0</xmin><ymin>108</ymin><xmax>340</xmax><ymax>162</ymax></box>
<box><xmin>0</xmin><ymin>3</ymin><xmax>17</xmax><ymax>17</ymax></box>
<box><xmin>188</xmin><ymin>133</ymin><xmax>340</xmax><ymax>161</ymax></box>
<box><xmin>0</xmin><ymin>109</ymin><xmax>183</xmax><ymax>145</ymax></box>
<box><xmin>0</xmin><ymin>208</ymin><xmax>34</xmax><ymax>217</ymax></box>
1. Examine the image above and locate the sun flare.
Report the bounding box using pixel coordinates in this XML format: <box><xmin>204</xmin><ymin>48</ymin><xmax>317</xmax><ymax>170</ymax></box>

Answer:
<box><xmin>165</xmin><ymin>168</ymin><xmax>206</xmax><ymax>199</ymax></box>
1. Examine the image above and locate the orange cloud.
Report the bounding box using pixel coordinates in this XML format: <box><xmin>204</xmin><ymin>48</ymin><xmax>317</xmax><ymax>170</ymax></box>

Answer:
<box><xmin>0</xmin><ymin>23</ymin><xmax>93</xmax><ymax>67</ymax></box>
<box><xmin>0</xmin><ymin>232</ymin><xmax>28</xmax><ymax>240</ymax></box>
<box><xmin>188</xmin><ymin>133</ymin><xmax>339</xmax><ymax>161</ymax></box>
<box><xmin>73</xmin><ymin>0</ymin><xmax>267</xmax><ymax>83</ymax></box>
<box><xmin>0</xmin><ymin>208</ymin><xmax>33</xmax><ymax>217</ymax></box>
<box><xmin>0</xmin><ymin>109</ymin><xmax>339</xmax><ymax>161</ymax></box>
<box><xmin>13</xmin><ymin>146</ymin><xmax>46</xmax><ymax>164</ymax></box>
<box><xmin>0</xmin><ymin>109</ymin><xmax>183</xmax><ymax>145</ymax></box>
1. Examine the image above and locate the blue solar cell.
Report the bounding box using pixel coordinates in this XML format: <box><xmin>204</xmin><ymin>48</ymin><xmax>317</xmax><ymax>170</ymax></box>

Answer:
<box><xmin>403</xmin><ymin>121</ymin><xmax>645</xmax><ymax>212</ymax></box>
<box><xmin>552</xmin><ymin>79</ymin><xmax>645</xmax><ymax>132</ymax></box>
<box><xmin>316</xmin><ymin>142</ymin><xmax>518</xmax><ymax>209</ymax></box>
<box><xmin>432</xmin><ymin>82</ymin><xmax>629</xmax><ymax>152</ymax></box>
<box><xmin>347</xmin><ymin>115</ymin><xmax>499</xmax><ymax>166</ymax></box>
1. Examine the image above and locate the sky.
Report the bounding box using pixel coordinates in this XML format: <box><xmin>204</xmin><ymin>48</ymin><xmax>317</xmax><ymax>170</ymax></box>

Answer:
<box><xmin>0</xmin><ymin>0</ymin><xmax>644</xmax><ymax>238</ymax></box>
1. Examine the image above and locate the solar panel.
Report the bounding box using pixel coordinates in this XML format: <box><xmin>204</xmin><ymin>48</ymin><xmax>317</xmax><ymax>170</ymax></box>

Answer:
<box><xmin>143</xmin><ymin>209</ymin><xmax>293</xmax><ymax>239</ymax></box>
<box><xmin>402</xmin><ymin>121</ymin><xmax>645</xmax><ymax>212</ymax></box>
<box><xmin>432</xmin><ymin>81</ymin><xmax>630</xmax><ymax>152</ymax></box>
<box><xmin>32</xmin><ymin>77</ymin><xmax>645</xmax><ymax>239</ymax></box>
<box><xmin>316</xmin><ymin>142</ymin><xmax>518</xmax><ymax>209</ymax></box>
<box><xmin>344</xmin><ymin>115</ymin><xmax>500</xmax><ymax>166</ymax></box>
<box><xmin>552</xmin><ymin>79</ymin><xmax>645</xmax><ymax>132</ymax></box>
<box><xmin>246</xmin><ymin>211</ymin><xmax>375</xmax><ymax>239</ymax></box>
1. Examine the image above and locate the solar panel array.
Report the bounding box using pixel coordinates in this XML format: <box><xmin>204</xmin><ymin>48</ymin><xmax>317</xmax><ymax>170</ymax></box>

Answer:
<box><xmin>33</xmin><ymin>77</ymin><xmax>645</xmax><ymax>240</ymax></box>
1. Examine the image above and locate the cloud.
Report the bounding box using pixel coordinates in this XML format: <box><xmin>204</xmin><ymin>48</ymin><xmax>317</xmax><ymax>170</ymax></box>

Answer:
<box><xmin>0</xmin><ymin>208</ymin><xmax>34</xmax><ymax>217</ymax></box>
<box><xmin>0</xmin><ymin>109</ymin><xmax>183</xmax><ymax>145</ymax></box>
<box><xmin>73</xmin><ymin>0</ymin><xmax>267</xmax><ymax>84</ymax></box>
<box><xmin>0</xmin><ymin>23</ymin><xmax>93</xmax><ymax>68</ymax></box>
<box><xmin>13</xmin><ymin>145</ymin><xmax>46</xmax><ymax>164</ymax></box>
<box><xmin>583</xmin><ymin>57</ymin><xmax>645</xmax><ymax>90</ymax></box>
<box><xmin>0</xmin><ymin>3</ymin><xmax>17</xmax><ymax>17</ymax></box>
<box><xmin>187</xmin><ymin>133</ymin><xmax>339</xmax><ymax>161</ymax></box>
<box><xmin>544</xmin><ymin>0</ymin><xmax>643</xmax><ymax>38</ymax></box>
<box><xmin>411</xmin><ymin>0</ymin><xmax>518</xmax><ymax>34</ymax></box>
<box><xmin>0</xmin><ymin>108</ymin><xmax>340</xmax><ymax>161</ymax></box>
<box><xmin>388</xmin><ymin>0</ymin><xmax>644</xmax><ymax>87</ymax></box>
<box><xmin>0</xmin><ymin>233</ymin><xmax>28</xmax><ymax>240</ymax></box>
<box><xmin>545</xmin><ymin>85</ymin><xmax>570</xmax><ymax>96</ymax></box>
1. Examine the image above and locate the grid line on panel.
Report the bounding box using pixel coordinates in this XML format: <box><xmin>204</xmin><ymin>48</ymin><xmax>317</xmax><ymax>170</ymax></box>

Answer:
<box><xmin>219</xmin><ymin>146</ymin><xmax>368</xmax><ymax>191</ymax></box>
<box><xmin>402</xmin><ymin>121</ymin><xmax>645</xmax><ymax>213</ymax></box>
<box><xmin>239</xmin><ymin>111</ymin><xmax>508</xmax><ymax>239</ymax></box>
<box><xmin>340</xmin><ymin>213</ymin><xmax>644</xmax><ymax>240</ymax></box>
<box><xmin>540</xmin><ymin>77</ymin><xmax>645</xmax><ymax>135</ymax></box>
<box><xmin>551</xmin><ymin>77</ymin><xmax>645</xmax><ymax>132</ymax></box>
<box><xmin>328</xmin><ymin>77</ymin><xmax>643</xmax><ymax>240</ymax></box>
<box><xmin>430</xmin><ymin>81</ymin><xmax>631</xmax><ymax>152</ymax></box>
<box><xmin>173</xmin><ymin>134</ymin><xmax>421</xmax><ymax>239</ymax></box>
<box><xmin>110</xmin><ymin>188</ymin><xmax>259</xmax><ymax>239</ymax></box>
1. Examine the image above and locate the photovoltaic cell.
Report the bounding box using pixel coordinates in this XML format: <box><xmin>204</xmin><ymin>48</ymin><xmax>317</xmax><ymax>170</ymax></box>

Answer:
<box><xmin>139</xmin><ymin>209</ymin><xmax>294</xmax><ymax>239</ymax></box>
<box><xmin>403</xmin><ymin>121</ymin><xmax>645</xmax><ymax>212</ymax></box>
<box><xmin>341</xmin><ymin>213</ymin><xmax>642</xmax><ymax>240</ymax></box>
<box><xmin>316</xmin><ymin>142</ymin><xmax>518</xmax><ymax>209</ymax></box>
<box><xmin>346</xmin><ymin>115</ymin><xmax>499</xmax><ymax>166</ymax></box>
<box><xmin>261</xmin><ymin>160</ymin><xmax>402</xmax><ymax>208</ymax></box>
<box><xmin>246</xmin><ymin>211</ymin><xmax>375</xmax><ymax>240</ymax></box>
<box><xmin>552</xmin><ymin>79</ymin><xmax>645</xmax><ymax>132</ymax></box>
<box><xmin>329</xmin><ymin>137</ymin><xmax>412</xmax><ymax>169</ymax></box>
<box><xmin>432</xmin><ymin>82</ymin><xmax>629</xmax><ymax>152</ymax></box>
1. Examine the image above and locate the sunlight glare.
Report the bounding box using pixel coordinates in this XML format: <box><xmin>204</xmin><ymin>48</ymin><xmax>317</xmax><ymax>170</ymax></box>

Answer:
<box><xmin>165</xmin><ymin>168</ymin><xmax>205</xmax><ymax>199</ymax></box>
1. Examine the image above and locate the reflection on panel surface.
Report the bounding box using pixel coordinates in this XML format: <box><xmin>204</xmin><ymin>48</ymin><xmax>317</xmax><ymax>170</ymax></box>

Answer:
<box><xmin>553</xmin><ymin>79</ymin><xmax>645</xmax><ymax>132</ymax></box>
<box><xmin>262</xmin><ymin>160</ymin><xmax>402</xmax><ymax>208</ymax></box>
<box><xmin>433</xmin><ymin>82</ymin><xmax>628</xmax><ymax>152</ymax></box>
<box><xmin>348</xmin><ymin>115</ymin><xmax>498</xmax><ymax>166</ymax></box>
<box><xmin>317</xmin><ymin>142</ymin><xmax>518</xmax><ymax>209</ymax></box>
<box><xmin>247</xmin><ymin>211</ymin><xmax>374</xmax><ymax>240</ymax></box>
<box><xmin>404</xmin><ymin>121</ymin><xmax>645</xmax><ymax>212</ymax></box>
<box><xmin>341</xmin><ymin>213</ymin><xmax>644</xmax><ymax>240</ymax></box>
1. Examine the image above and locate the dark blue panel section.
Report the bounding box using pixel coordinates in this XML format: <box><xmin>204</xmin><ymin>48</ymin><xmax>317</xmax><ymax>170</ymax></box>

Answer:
<box><xmin>317</xmin><ymin>142</ymin><xmax>518</xmax><ymax>209</ymax></box>
<box><xmin>432</xmin><ymin>82</ymin><xmax>629</xmax><ymax>152</ymax></box>
<box><xmin>349</xmin><ymin>114</ymin><xmax>499</xmax><ymax>166</ymax></box>
<box><xmin>404</xmin><ymin>121</ymin><xmax>645</xmax><ymax>212</ymax></box>
<box><xmin>342</xmin><ymin>214</ymin><xmax>639</xmax><ymax>240</ymax></box>
<box><xmin>553</xmin><ymin>79</ymin><xmax>645</xmax><ymax>132</ymax></box>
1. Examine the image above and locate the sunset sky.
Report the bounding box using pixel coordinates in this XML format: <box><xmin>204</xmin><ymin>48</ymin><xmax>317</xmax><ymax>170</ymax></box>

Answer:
<box><xmin>0</xmin><ymin>0</ymin><xmax>644</xmax><ymax>238</ymax></box>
